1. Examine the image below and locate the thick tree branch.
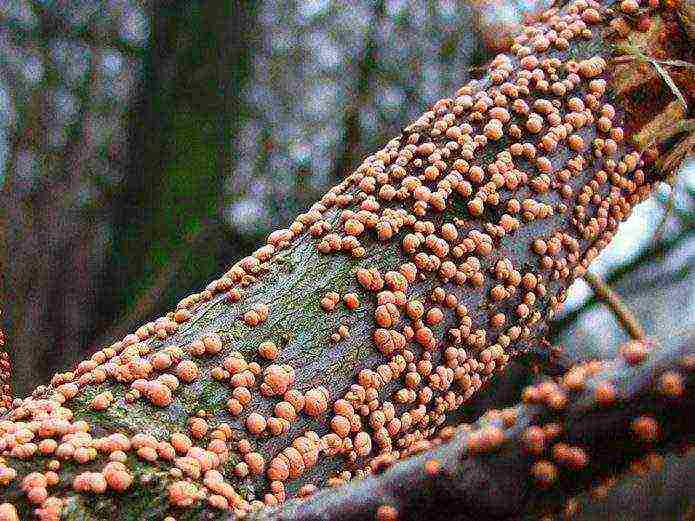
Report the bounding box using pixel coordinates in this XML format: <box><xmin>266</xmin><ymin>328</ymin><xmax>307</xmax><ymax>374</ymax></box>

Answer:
<box><xmin>249</xmin><ymin>336</ymin><xmax>694</xmax><ymax>520</ymax></box>
<box><xmin>0</xmin><ymin>1</ymin><xmax>693</xmax><ymax>519</ymax></box>
<box><xmin>559</xmin><ymin>449</ymin><xmax>695</xmax><ymax>521</ymax></box>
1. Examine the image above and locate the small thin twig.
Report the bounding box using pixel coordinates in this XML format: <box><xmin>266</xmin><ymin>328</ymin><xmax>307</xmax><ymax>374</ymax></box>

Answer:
<box><xmin>583</xmin><ymin>271</ymin><xmax>646</xmax><ymax>341</ymax></box>
<box><xmin>651</xmin><ymin>187</ymin><xmax>676</xmax><ymax>247</ymax></box>
<box><xmin>612</xmin><ymin>55</ymin><xmax>695</xmax><ymax>69</ymax></box>
<box><xmin>615</xmin><ymin>44</ymin><xmax>691</xmax><ymax>112</ymax></box>
<box><xmin>655</xmin><ymin>124</ymin><xmax>695</xmax><ymax>178</ymax></box>
<box><xmin>651</xmin><ymin>127</ymin><xmax>695</xmax><ymax>251</ymax></box>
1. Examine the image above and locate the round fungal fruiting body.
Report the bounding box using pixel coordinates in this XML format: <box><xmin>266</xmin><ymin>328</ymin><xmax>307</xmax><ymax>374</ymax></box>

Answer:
<box><xmin>426</xmin><ymin>307</ymin><xmax>443</xmax><ymax>326</ymax></box>
<box><xmin>267</xmin><ymin>458</ymin><xmax>290</xmax><ymax>482</ymax></box>
<box><xmin>103</xmin><ymin>462</ymin><xmax>133</xmax><ymax>492</ymax></box>
<box><xmin>595</xmin><ymin>381</ymin><xmax>616</xmax><ymax>406</ymax></box>
<box><xmin>354</xmin><ymin>431</ymin><xmax>372</xmax><ymax>457</ymax></box>
<box><xmin>620</xmin><ymin>340</ymin><xmax>649</xmax><ymax>365</ymax></box>
<box><xmin>176</xmin><ymin>360</ymin><xmax>200</xmax><ymax>383</ymax></box>
<box><xmin>424</xmin><ymin>459</ymin><xmax>441</xmax><ymax>476</ymax></box>
<box><xmin>630</xmin><ymin>415</ymin><xmax>660</xmax><ymax>444</ymax></box>
<box><xmin>531</xmin><ymin>460</ymin><xmax>558</xmax><ymax>486</ymax></box>
<box><xmin>146</xmin><ymin>381</ymin><xmax>173</xmax><ymax>407</ymax></box>
<box><xmin>171</xmin><ymin>433</ymin><xmax>192</xmax><ymax>454</ymax></box>
<box><xmin>245</xmin><ymin>452</ymin><xmax>266</xmax><ymax>475</ymax></box>
<box><xmin>169</xmin><ymin>481</ymin><xmax>199</xmax><ymax>507</ymax></box>
<box><xmin>304</xmin><ymin>388</ymin><xmax>329</xmax><ymax>417</ymax></box>
<box><xmin>259</xmin><ymin>341</ymin><xmax>279</xmax><ymax>360</ymax></box>
<box><xmin>331</xmin><ymin>415</ymin><xmax>351</xmax><ymax>438</ymax></box>
<box><xmin>620</xmin><ymin>0</ymin><xmax>639</xmax><ymax>15</ymax></box>
<box><xmin>91</xmin><ymin>391</ymin><xmax>113</xmax><ymax>411</ymax></box>
<box><xmin>246</xmin><ymin>413</ymin><xmax>267</xmax><ymax>436</ymax></box>
<box><xmin>484</xmin><ymin>119</ymin><xmax>504</xmax><ymax>141</ymax></box>
<box><xmin>658</xmin><ymin>371</ymin><xmax>684</xmax><ymax>398</ymax></box>
<box><xmin>174</xmin><ymin>309</ymin><xmax>192</xmax><ymax>323</ymax></box>
<box><xmin>0</xmin><ymin>504</ymin><xmax>19</xmax><ymax>521</ymax></box>
<box><xmin>344</xmin><ymin>293</ymin><xmax>360</xmax><ymax>310</ymax></box>
<box><xmin>202</xmin><ymin>333</ymin><xmax>223</xmax><ymax>355</ymax></box>
<box><xmin>275</xmin><ymin>401</ymin><xmax>297</xmax><ymax>421</ymax></box>
<box><xmin>376</xmin><ymin>505</ymin><xmax>399</xmax><ymax>521</ymax></box>
<box><xmin>189</xmin><ymin>417</ymin><xmax>209</xmax><ymax>439</ymax></box>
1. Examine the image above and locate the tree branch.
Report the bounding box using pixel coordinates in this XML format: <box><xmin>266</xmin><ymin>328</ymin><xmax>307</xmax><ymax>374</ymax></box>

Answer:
<box><xmin>0</xmin><ymin>1</ymin><xmax>693</xmax><ymax>519</ymax></box>
<box><xmin>582</xmin><ymin>271</ymin><xmax>646</xmax><ymax>341</ymax></box>
<box><xmin>251</xmin><ymin>336</ymin><xmax>694</xmax><ymax>520</ymax></box>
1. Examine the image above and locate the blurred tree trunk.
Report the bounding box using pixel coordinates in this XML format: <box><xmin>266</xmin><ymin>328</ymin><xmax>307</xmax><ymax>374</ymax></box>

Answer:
<box><xmin>0</xmin><ymin>0</ymin><xmax>257</xmax><ymax>396</ymax></box>
<box><xmin>94</xmin><ymin>0</ymin><xmax>258</xmax><ymax>359</ymax></box>
<box><xmin>1</xmin><ymin>4</ymin><xmax>122</xmax><ymax>396</ymax></box>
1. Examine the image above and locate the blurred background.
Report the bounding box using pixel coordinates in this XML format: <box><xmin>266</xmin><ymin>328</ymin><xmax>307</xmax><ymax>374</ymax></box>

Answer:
<box><xmin>0</xmin><ymin>0</ymin><xmax>692</xmax><ymax>400</ymax></box>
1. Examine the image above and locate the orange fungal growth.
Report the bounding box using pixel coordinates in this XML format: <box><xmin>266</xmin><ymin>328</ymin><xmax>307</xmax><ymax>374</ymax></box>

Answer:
<box><xmin>169</xmin><ymin>480</ymin><xmax>199</xmax><ymax>507</ymax></box>
<box><xmin>176</xmin><ymin>360</ymin><xmax>199</xmax><ymax>383</ymax></box>
<box><xmin>258</xmin><ymin>341</ymin><xmax>279</xmax><ymax>360</ymax></box>
<box><xmin>0</xmin><ymin>504</ymin><xmax>18</xmax><ymax>521</ymax></box>
<box><xmin>376</xmin><ymin>504</ymin><xmax>399</xmax><ymax>521</ymax></box>
<box><xmin>0</xmin><ymin>310</ymin><xmax>10</xmax><ymax>411</ymax></box>
<box><xmin>531</xmin><ymin>460</ymin><xmax>558</xmax><ymax>486</ymax></box>
<box><xmin>0</xmin><ymin>0</ymin><xmax>690</xmax><ymax>518</ymax></box>
<box><xmin>304</xmin><ymin>387</ymin><xmax>329</xmax><ymax>417</ymax></box>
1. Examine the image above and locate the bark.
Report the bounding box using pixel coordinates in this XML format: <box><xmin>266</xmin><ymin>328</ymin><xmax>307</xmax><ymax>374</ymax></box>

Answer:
<box><xmin>0</xmin><ymin>1</ymin><xmax>693</xmax><ymax>520</ymax></box>
<box><xmin>558</xmin><ymin>450</ymin><xmax>695</xmax><ymax>521</ymax></box>
<box><xmin>249</xmin><ymin>336</ymin><xmax>694</xmax><ymax>521</ymax></box>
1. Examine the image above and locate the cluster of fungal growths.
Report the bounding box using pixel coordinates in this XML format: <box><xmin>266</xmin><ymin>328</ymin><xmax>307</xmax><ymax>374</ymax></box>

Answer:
<box><xmin>252</xmin><ymin>337</ymin><xmax>693</xmax><ymax>521</ymax></box>
<box><xmin>0</xmin><ymin>310</ymin><xmax>10</xmax><ymax>410</ymax></box>
<box><xmin>0</xmin><ymin>0</ymin><xmax>691</xmax><ymax>519</ymax></box>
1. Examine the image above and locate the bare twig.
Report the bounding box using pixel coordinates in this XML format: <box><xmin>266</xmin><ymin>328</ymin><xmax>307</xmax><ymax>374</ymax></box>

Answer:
<box><xmin>651</xmin><ymin>183</ymin><xmax>677</xmax><ymax>247</ymax></box>
<box><xmin>612</xmin><ymin>55</ymin><xmax>695</xmax><ymax>69</ymax></box>
<box><xmin>583</xmin><ymin>271</ymin><xmax>647</xmax><ymax>341</ymax></box>
<box><xmin>615</xmin><ymin>43</ymin><xmax>690</xmax><ymax>111</ymax></box>
<box><xmin>651</xmin><ymin>131</ymin><xmax>695</xmax><ymax>253</ymax></box>
<box><xmin>656</xmin><ymin>125</ymin><xmax>695</xmax><ymax>179</ymax></box>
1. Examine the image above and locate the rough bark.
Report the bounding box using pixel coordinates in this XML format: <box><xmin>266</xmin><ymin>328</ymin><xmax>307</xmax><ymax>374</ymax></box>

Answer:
<box><xmin>249</xmin><ymin>336</ymin><xmax>694</xmax><ymax>521</ymax></box>
<box><xmin>0</xmin><ymin>1</ymin><xmax>693</xmax><ymax>520</ymax></box>
<box><xmin>558</xmin><ymin>450</ymin><xmax>695</xmax><ymax>521</ymax></box>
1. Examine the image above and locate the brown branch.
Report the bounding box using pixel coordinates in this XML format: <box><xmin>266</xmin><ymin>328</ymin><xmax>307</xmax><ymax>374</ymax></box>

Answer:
<box><xmin>250</xmin><ymin>336</ymin><xmax>694</xmax><ymax>520</ymax></box>
<box><xmin>583</xmin><ymin>271</ymin><xmax>647</xmax><ymax>341</ymax></box>
<box><xmin>564</xmin><ymin>449</ymin><xmax>695</xmax><ymax>520</ymax></box>
<box><xmin>0</xmin><ymin>1</ymin><xmax>693</xmax><ymax>519</ymax></box>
